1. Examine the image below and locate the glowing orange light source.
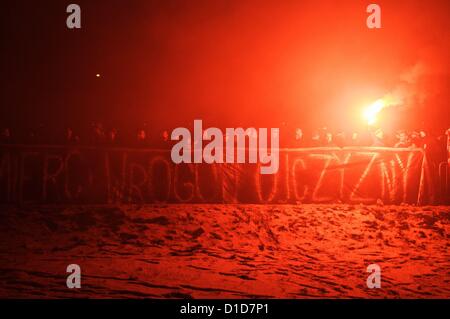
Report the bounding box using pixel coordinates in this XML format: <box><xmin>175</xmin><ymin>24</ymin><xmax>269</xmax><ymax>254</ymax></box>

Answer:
<box><xmin>96</xmin><ymin>73</ymin><xmax>101</xmax><ymax>78</ymax></box>
<box><xmin>363</xmin><ymin>99</ymin><xmax>385</xmax><ymax>125</ymax></box>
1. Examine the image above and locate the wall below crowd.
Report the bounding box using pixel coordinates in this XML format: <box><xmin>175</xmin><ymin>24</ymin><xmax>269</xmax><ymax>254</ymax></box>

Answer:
<box><xmin>0</xmin><ymin>145</ymin><xmax>435</xmax><ymax>205</ymax></box>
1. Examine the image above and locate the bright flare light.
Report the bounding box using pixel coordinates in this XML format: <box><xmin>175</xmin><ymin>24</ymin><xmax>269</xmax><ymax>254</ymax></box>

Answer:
<box><xmin>363</xmin><ymin>99</ymin><xmax>386</xmax><ymax>125</ymax></box>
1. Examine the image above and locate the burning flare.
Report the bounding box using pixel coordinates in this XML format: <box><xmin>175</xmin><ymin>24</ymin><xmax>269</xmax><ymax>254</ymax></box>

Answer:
<box><xmin>363</xmin><ymin>94</ymin><xmax>403</xmax><ymax>126</ymax></box>
<box><xmin>363</xmin><ymin>99</ymin><xmax>386</xmax><ymax>125</ymax></box>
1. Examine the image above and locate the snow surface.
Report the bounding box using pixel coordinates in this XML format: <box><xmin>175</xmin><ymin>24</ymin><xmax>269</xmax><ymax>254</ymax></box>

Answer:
<box><xmin>0</xmin><ymin>204</ymin><xmax>448</xmax><ymax>298</ymax></box>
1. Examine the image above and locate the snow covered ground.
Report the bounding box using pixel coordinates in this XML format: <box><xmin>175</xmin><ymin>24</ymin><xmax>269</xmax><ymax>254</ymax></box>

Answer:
<box><xmin>0</xmin><ymin>204</ymin><xmax>448</xmax><ymax>298</ymax></box>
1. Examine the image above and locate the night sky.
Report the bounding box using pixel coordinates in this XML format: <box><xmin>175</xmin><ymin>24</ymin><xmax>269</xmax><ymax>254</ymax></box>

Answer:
<box><xmin>1</xmin><ymin>0</ymin><xmax>449</xmax><ymax>135</ymax></box>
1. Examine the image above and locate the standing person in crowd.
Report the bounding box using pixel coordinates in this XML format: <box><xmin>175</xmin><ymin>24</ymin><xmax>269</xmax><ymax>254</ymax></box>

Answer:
<box><xmin>152</xmin><ymin>129</ymin><xmax>172</xmax><ymax>149</ymax></box>
<box><xmin>418</xmin><ymin>130</ymin><xmax>430</xmax><ymax>149</ymax></box>
<box><xmin>333</xmin><ymin>131</ymin><xmax>346</xmax><ymax>148</ymax></box>
<box><xmin>161</xmin><ymin>130</ymin><xmax>171</xmax><ymax>148</ymax></box>
<box><xmin>410</xmin><ymin>131</ymin><xmax>421</xmax><ymax>148</ymax></box>
<box><xmin>394</xmin><ymin>131</ymin><xmax>411</xmax><ymax>148</ymax></box>
<box><xmin>348</xmin><ymin>132</ymin><xmax>359</xmax><ymax>146</ymax></box>
<box><xmin>294</xmin><ymin>128</ymin><xmax>306</xmax><ymax>147</ymax></box>
<box><xmin>0</xmin><ymin>128</ymin><xmax>11</xmax><ymax>144</ymax></box>
<box><xmin>136</xmin><ymin>128</ymin><xmax>148</xmax><ymax>147</ymax></box>
<box><xmin>371</xmin><ymin>128</ymin><xmax>387</xmax><ymax>147</ymax></box>
<box><xmin>324</xmin><ymin>132</ymin><xmax>336</xmax><ymax>147</ymax></box>
<box><xmin>107</xmin><ymin>128</ymin><xmax>119</xmax><ymax>146</ymax></box>
<box><xmin>310</xmin><ymin>130</ymin><xmax>321</xmax><ymax>147</ymax></box>
<box><xmin>65</xmin><ymin>127</ymin><xmax>80</xmax><ymax>145</ymax></box>
<box><xmin>91</xmin><ymin>122</ymin><xmax>106</xmax><ymax>145</ymax></box>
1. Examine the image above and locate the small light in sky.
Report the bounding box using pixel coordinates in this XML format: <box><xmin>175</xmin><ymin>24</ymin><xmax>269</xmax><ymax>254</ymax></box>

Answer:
<box><xmin>96</xmin><ymin>73</ymin><xmax>101</xmax><ymax>78</ymax></box>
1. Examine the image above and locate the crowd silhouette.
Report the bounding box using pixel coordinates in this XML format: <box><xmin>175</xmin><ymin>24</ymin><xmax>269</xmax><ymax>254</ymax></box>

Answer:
<box><xmin>0</xmin><ymin>123</ymin><xmax>449</xmax><ymax>157</ymax></box>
